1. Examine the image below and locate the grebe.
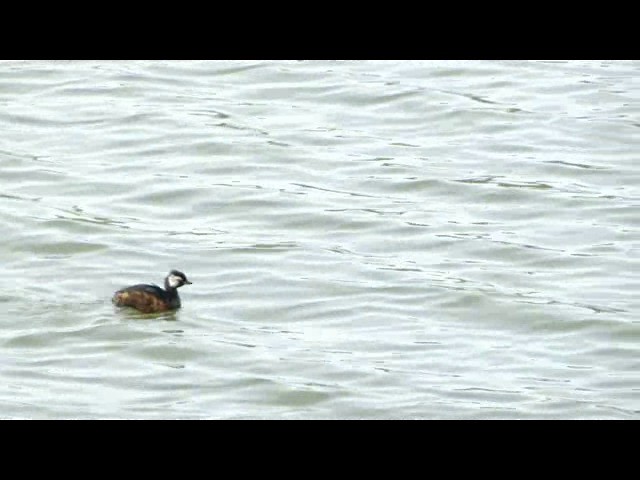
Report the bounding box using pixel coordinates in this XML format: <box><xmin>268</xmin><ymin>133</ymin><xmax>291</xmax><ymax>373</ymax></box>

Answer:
<box><xmin>112</xmin><ymin>270</ymin><xmax>192</xmax><ymax>313</ymax></box>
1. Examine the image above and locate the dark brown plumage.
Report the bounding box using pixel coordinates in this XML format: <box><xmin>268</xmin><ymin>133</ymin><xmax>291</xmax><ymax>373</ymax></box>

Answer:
<box><xmin>112</xmin><ymin>270</ymin><xmax>192</xmax><ymax>314</ymax></box>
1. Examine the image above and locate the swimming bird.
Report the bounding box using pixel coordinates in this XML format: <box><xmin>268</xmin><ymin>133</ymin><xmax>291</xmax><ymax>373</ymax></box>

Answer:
<box><xmin>112</xmin><ymin>270</ymin><xmax>192</xmax><ymax>313</ymax></box>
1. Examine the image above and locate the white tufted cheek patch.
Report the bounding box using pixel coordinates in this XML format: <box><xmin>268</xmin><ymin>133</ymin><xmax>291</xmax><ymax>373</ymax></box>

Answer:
<box><xmin>167</xmin><ymin>274</ymin><xmax>182</xmax><ymax>288</ymax></box>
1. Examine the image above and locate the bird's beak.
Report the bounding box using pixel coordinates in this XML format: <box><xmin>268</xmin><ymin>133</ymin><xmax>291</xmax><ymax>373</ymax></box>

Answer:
<box><xmin>185</xmin><ymin>280</ymin><xmax>193</xmax><ymax>285</ymax></box>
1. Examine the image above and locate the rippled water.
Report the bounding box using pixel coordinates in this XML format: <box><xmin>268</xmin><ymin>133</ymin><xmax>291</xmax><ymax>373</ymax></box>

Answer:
<box><xmin>1</xmin><ymin>60</ymin><xmax>638</xmax><ymax>419</ymax></box>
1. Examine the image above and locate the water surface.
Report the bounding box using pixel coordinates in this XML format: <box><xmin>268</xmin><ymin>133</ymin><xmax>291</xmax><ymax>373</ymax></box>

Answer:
<box><xmin>0</xmin><ymin>60</ymin><xmax>638</xmax><ymax>419</ymax></box>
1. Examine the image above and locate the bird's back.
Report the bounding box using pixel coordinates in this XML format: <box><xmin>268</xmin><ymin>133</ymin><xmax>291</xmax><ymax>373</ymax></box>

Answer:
<box><xmin>112</xmin><ymin>283</ymin><xmax>177</xmax><ymax>313</ymax></box>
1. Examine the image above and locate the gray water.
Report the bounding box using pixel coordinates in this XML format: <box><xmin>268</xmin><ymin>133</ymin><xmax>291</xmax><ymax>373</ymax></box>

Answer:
<box><xmin>0</xmin><ymin>60</ymin><xmax>638</xmax><ymax>419</ymax></box>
